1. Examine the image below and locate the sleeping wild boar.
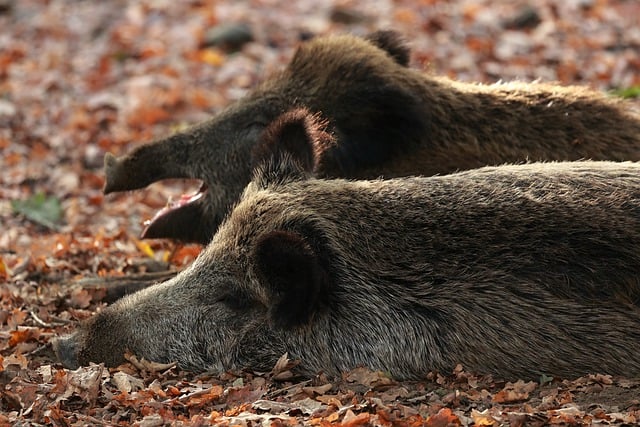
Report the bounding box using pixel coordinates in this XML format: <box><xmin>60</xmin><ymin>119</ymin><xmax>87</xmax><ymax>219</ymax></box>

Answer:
<box><xmin>54</xmin><ymin>111</ymin><xmax>640</xmax><ymax>380</ymax></box>
<box><xmin>103</xmin><ymin>30</ymin><xmax>640</xmax><ymax>244</ymax></box>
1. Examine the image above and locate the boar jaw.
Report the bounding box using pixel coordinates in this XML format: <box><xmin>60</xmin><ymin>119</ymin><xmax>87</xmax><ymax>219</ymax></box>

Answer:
<box><xmin>103</xmin><ymin>98</ymin><xmax>277</xmax><ymax>244</ymax></box>
<box><xmin>141</xmin><ymin>182</ymin><xmax>208</xmax><ymax>240</ymax></box>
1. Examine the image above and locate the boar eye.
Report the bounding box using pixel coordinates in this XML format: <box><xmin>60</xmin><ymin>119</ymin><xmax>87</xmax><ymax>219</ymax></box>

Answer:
<box><xmin>250</xmin><ymin>120</ymin><xmax>268</xmax><ymax>127</ymax></box>
<box><xmin>217</xmin><ymin>291</ymin><xmax>250</xmax><ymax>310</ymax></box>
<box><xmin>248</xmin><ymin>121</ymin><xmax>267</xmax><ymax>133</ymax></box>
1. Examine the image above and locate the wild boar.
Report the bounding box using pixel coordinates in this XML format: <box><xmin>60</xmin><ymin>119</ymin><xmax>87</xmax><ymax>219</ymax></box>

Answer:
<box><xmin>103</xmin><ymin>30</ymin><xmax>640</xmax><ymax>244</ymax></box>
<box><xmin>55</xmin><ymin>112</ymin><xmax>640</xmax><ymax>380</ymax></box>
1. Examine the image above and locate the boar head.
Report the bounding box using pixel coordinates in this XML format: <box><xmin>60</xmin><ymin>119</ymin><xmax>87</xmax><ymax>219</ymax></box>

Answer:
<box><xmin>103</xmin><ymin>30</ymin><xmax>424</xmax><ymax>244</ymax></box>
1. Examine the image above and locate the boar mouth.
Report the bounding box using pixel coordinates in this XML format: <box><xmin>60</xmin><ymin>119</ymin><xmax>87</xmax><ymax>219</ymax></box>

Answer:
<box><xmin>140</xmin><ymin>181</ymin><xmax>209</xmax><ymax>241</ymax></box>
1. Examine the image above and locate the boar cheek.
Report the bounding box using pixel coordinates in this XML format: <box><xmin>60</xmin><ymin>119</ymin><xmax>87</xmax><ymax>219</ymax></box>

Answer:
<box><xmin>254</xmin><ymin>230</ymin><xmax>327</xmax><ymax>329</ymax></box>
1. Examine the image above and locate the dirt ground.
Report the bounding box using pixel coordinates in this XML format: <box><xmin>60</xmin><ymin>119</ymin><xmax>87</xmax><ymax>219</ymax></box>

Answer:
<box><xmin>1</xmin><ymin>0</ymin><xmax>639</xmax><ymax>425</ymax></box>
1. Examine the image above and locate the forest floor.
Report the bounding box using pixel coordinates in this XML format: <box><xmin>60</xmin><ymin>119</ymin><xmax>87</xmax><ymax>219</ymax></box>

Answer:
<box><xmin>1</xmin><ymin>0</ymin><xmax>640</xmax><ymax>425</ymax></box>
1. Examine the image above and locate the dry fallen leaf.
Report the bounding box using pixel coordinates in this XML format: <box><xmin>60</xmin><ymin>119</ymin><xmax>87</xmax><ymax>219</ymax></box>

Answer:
<box><xmin>425</xmin><ymin>407</ymin><xmax>461</xmax><ymax>427</ymax></box>
<box><xmin>2</xmin><ymin>0</ymin><xmax>640</xmax><ymax>425</ymax></box>
<box><xmin>470</xmin><ymin>409</ymin><xmax>499</xmax><ymax>427</ymax></box>
<box><xmin>492</xmin><ymin>380</ymin><xmax>537</xmax><ymax>403</ymax></box>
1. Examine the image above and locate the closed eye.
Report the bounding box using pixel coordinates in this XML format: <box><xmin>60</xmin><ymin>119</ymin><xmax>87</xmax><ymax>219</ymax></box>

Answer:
<box><xmin>217</xmin><ymin>291</ymin><xmax>251</xmax><ymax>310</ymax></box>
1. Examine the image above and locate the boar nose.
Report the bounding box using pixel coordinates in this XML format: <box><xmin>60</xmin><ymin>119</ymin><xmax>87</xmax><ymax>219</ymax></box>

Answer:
<box><xmin>51</xmin><ymin>335</ymin><xmax>80</xmax><ymax>370</ymax></box>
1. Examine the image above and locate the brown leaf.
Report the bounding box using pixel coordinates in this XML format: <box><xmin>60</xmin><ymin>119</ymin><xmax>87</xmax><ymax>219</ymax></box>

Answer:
<box><xmin>2</xmin><ymin>353</ymin><xmax>29</xmax><ymax>370</ymax></box>
<box><xmin>344</xmin><ymin>367</ymin><xmax>393</xmax><ymax>388</ymax></box>
<box><xmin>341</xmin><ymin>409</ymin><xmax>370</xmax><ymax>427</ymax></box>
<box><xmin>470</xmin><ymin>409</ymin><xmax>499</xmax><ymax>426</ymax></box>
<box><xmin>123</xmin><ymin>351</ymin><xmax>177</xmax><ymax>373</ymax></box>
<box><xmin>8</xmin><ymin>328</ymin><xmax>34</xmax><ymax>347</ymax></box>
<box><xmin>425</xmin><ymin>408</ymin><xmax>462</xmax><ymax>427</ymax></box>
<box><xmin>182</xmin><ymin>384</ymin><xmax>223</xmax><ymax>407</ymax></box>
<box><xmin>303</xmin><ymin>383</ymin><xmax>333</xmax><ymax>396</ymax></box>
<box><xmin>69</xmin><ymin>288</ymin><xmax>93</xmax><ymax>309</ymax></box>
<box><xmin>492</xmin><ymin>380</ymin><xmax>536</xmax><ymax>403</ymax></box>
<box><xmin>6</xmin><ymin>308</ymin><xmax>28</xmax><ymax>329</ymax></box>
<box><xmin>111</xmin><ymin>371</ymin><xmax>144</xmax><ymax>393</ymax></box>
<box><xmin>127</xmin><ymin>106</ymin><xmax>171</xmax><ymax>127</ymax></box>
<box><xmin>0</xmin><ymin>256</ymin><xmax>8</xmax><ymax>280</ymax></box>
<box><xmin>63</xmin><ymin>364</ymin><xmax>105</xmax><ymax>405</ymax></box>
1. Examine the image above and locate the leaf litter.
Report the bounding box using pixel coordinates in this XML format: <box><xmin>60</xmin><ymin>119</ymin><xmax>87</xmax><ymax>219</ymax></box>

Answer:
<box><xmin>1</xmin><ymin>0</ymin><xmax>639</xmax><ymax>425</ymax></box>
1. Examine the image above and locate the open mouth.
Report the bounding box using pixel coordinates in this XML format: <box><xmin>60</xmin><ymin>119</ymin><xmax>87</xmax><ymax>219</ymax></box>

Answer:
<box><xmin>140</xmin><ymin>181</ymin><xmax>208</xmax><ymax>240</ymax></box>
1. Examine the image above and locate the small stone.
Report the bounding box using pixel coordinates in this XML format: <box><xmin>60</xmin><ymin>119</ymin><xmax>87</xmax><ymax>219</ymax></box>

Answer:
<box><xmin>502</xmin><ymin>5</ymin><xmax>541</xmax><ymax>30</ymax></box>
<box><xmin>202</xmin><ymin>23</ymin><xmax>254</xmax><ymax>52</ymax></box>
<box><xmin>329</xmin><ymin>6</ymin><xmax>367</xmax><ymax>24</ymax></box>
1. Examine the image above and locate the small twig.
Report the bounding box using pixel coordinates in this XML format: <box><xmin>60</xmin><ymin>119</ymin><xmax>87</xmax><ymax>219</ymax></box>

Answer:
<box><xmin>177</xmin><ymin>386</ymin><xmax>215</xmax><ymax>403</ymax></box>
<box><xmin>71</xmin><ymin>270</ymin><xmax>179</xmax><ymax>303</ymax></box>
<box><xmin>24</xmin><ymin>343</ymin><xmax>50</xmax><ymax>357</ymax></box>
<box><xmin>29</xmin><ymin>309</ymin><xmax>70</xmax><ymax>327</ymax></box>
<box><xmin>266</xmin><ymin>379</ymin><xmax>312</xmax><ymax>398</ymax></box>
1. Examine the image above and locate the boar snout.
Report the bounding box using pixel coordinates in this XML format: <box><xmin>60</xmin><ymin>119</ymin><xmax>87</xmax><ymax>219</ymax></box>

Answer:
<box><xmin>52</xmin><ymin>334</ymin><xmax>81</xmax><ymax>370</ymax></box>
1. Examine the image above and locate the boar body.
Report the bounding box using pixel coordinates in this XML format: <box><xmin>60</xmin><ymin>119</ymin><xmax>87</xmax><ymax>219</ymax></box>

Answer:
<box><xmin>56</xmin><ymin>160</ymin><xmax>640</xmax><ymax>380</ymax></box>
<box><xmin>104</xmin><ymin>31</ymin><xmax>640</xmax><ymax>243</ymax></box>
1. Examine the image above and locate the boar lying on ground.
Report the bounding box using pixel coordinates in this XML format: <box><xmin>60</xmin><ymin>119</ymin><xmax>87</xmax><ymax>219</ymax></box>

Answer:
<box><xmin>103</xmin><ymin>30</ymin><xmax>640</xmax><ymax>244</ymax></box>
<box><xmin>55</xmin><ymin>114</ymin><xmax>640</xmax><ymax>380</ymax></box>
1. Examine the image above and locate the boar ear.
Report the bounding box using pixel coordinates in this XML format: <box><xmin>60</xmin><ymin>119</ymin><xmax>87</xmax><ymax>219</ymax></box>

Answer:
<box><xmin>366</xmin><ymin>30</ymin><xmax>411</xmax><ymax>67</ymax></box>
<box><xmin>252</xmin><ymin>108</ymin><xmax>333</xmax><ymax>173</ymax></box>
<box><xmin>254</xmin><ymin>230</ymin><xmax>327</xmax><ymax>328</ymax></box>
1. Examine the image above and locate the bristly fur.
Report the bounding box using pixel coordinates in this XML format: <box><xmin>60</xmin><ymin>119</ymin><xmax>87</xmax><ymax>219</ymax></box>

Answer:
<box><xmin>55</xmin><ymin>160</ymin><xmax>640</xmax><ymax>380</ymax></box>
<box><xmin>102</xmin><ymin>30</ymin><xmax>640</xmax><ymax>243</ymax></box>
<box><xmin>252</xmin><ymin>107</ymin><xmax>334</xmax><ymax>173</ymax></box>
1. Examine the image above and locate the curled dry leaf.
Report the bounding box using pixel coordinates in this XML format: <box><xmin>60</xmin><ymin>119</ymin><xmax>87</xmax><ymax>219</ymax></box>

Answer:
<box><xmin>124</xmin><ymin>350</ymin><xmax>177</xmax><ymax>373</ymax></box>
<box><xmin>3</xmin><ymin>0</ymin><xmax>640</xmax><ymax>425</ymax></box>
<box><xmin>112</xmin><ymin>371</ymin><xmax>145</xmax><ymax>393</ymax></box>
<box><xmin>425</xmin><ymin>407</ymin><xmax>462</xmax><ymax>427</ymax></box>
<box><xmin>492</xmin><ymin>380</ymin><xmax>537</xmax><ymax>403</ymax></box>
<box><xmin>470</xmin><ymin>409</ymin><xmax>499</xmax><ymax>427</ymax></box>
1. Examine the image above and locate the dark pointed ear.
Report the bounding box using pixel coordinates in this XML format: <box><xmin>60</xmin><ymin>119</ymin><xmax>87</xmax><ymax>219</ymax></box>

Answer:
<box><xmin>366</xmin><ymin>30</ymin><xmax>411</xmax><ymax>67</ymax></box>
<box><xmin>253</xmin><ymin>230</ymin><xmax>327</xmax><ymax>328</ymax></box>
<box><xmin>251</xmin><ymin>108</ymin><xmax>334</xmax><ymax>173</ymax></box>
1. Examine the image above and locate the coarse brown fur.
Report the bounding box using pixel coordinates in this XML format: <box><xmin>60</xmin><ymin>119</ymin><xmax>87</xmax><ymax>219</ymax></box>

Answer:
<box><xmin>54</xmin><ymin>113</ymin><xmax>640</xmax><ymax>380</ymax></box>
<box><xmin>102</xmin><ymin>30</ymin><xmax>640</xmax><ymax>244</ymax></box>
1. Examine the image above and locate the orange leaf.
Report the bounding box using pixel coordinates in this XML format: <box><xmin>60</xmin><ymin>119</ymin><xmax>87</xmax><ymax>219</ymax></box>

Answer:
<box><xmin>426</xmin><ymin>408</ymin><xmax>461</xmax><ymax>427</ymax></box>
<box><xmin>9</xmin><ymin>329</ymin><xmax>33</xmax><ymax>347</ymax></box>
<box><xmin>185</xmin><ymin>385</ymin><xmax>223</xmax><ymax>407</ymax></box>
<box><xmin>462</xmin><ymin>3</ymin><xmax>481</xmax><ymax>21</ymax></box>
<box><xmin>127</xmin><ymin>106</ymin><xmax>171</xmax><ymax>127</ymax></box>
<box><xmin>394</xmin><ymin>8</ymin><xmax>417</xmax><ymax>24</ymax></box>
<box><xmin>7</xmin><ymin>308</ymin><xmax>28</xmax><ymax>329</ymax></box>
<box><xmin>197</xmin><ymin>49</ymin><xmax>225</xmax><ymax>66</ymax></box>
<box><xmin>493</xmin><ymin>380</ymin><xmax>536</xmax><ymax>403</ymax></box>
<box><xmin>191</xmin><ymin>89</ymin><xmax>213</xmax><ymax>108</ymax></box>
<box><xmin>341</xmin><ymin>410</ymin><xmax>370</xmax><ymax>427</ymax></box>
<box><xmin>139</xmin><ymin>44</ymin><xmax>166</xmax><ymax>59</ymax></box>
<box><xmin>471</xmin><ymin>409</ymin><xmax>498</xmax><ymax>426</ymax></box>
<box><xmin>0</xmin><ymin>256</ymin><xmax>8</xmax><ymax>280</ymax></box>
<box><xmin>171</xmin><ymin>245</ymin><xmax>202</xmax><ymax>265</ymax></box>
